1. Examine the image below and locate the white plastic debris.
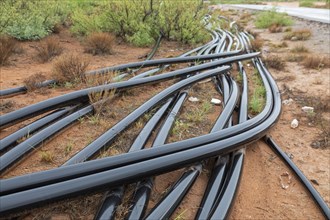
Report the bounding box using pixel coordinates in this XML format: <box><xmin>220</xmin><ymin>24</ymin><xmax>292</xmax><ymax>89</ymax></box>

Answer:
<box><xmin>211</xmin><ymin>98</ymin><xmax>221</xmax><ymax>105</ymax></box>
<box><xmin>188</xmin><ymin>97</ymin><xmax>199</xmax><ymax>102</ymax></box>
<box><xmin>302</xmin><ymin>106</ymin><xmax>314</xmax><ymax>113</ymax></box>
<box><xmin>291</xmin><ymin>119</ymin><xmax>299</xmax><ymax>128</ymax></box>
<box><xmin>282</xmin><ymin>98</ymin><xmax>293</xmax><ymax>105</ymax></box>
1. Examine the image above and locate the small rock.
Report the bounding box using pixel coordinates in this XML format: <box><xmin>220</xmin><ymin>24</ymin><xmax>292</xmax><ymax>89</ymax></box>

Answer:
<box><xmin>311</xmin><ymin>141</ymin><xmax>321</xmax><ymax>149</ymax></box>
<box><xmin>302</xmin><ymin>106</ymin><xmax>314</xmax><ymax>113</ymax></box>
<box><xmin>310</xmin><ymin>179</ymin><xmax>319</xmax><ymax>186</ymax></box>
<box><xmin>287</xmin><ymin>153</ymin><xmax>294</xmax><ymax>159</ymax></box>
<box><xmin>291</xmin><ymin>36</ymin><xmax>298</xmax><ymax>41</ymax></box>
<box><xmin>188</xmin><ymin>97</ymin><xmax>199</xmax><ymax>102</ymax></box>
<box><xmin>211</xmin><ymin>98</ymin><xmax>221</xmax><ymax>105</ymax></box>
<box><xmin>282</xmin><ymin>98</ymin><xmax>293</xmax><ymax>105</ymax></box>
<box><xmin>291</xmin><ymin>119</ymin><xmax>299</xmax><ymax>128</ymax></box>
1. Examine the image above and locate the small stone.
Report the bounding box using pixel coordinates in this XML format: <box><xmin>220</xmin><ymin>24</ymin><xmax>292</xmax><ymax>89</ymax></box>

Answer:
<box><xmin>291</xmin><ymin>119</ymin><xmax>299</xmax><ymax>128</ymax></box>
<box><xmin>311</xmin><ymin>141</ymin><xmax>321</xmax><ymax>149</ymax></box>
<box><xmin>188</xmin><ymin>97</ymin><xmax>199</xmax><ymax>102</ymax></box>
<box><xmin>291</xmin><ymin>36</ymin><xmax>298</xmax><ymax>41</ymax></box>
<box><xmin>282</xmin><ymin>98</ymin><xmax>294</xmax><ymax>105</ymax></box>
<box><xmin>302</xmin><ymin>106</ymin><xmax>314</xmax><ymax>113</ymax></box>
<box><xmin>211</xmin><ymin>98</ymin><xmax>221</xmax><ymax>105</ymax></box>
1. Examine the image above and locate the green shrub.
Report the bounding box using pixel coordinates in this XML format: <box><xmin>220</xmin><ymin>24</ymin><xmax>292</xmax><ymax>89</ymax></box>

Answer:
<box><xmin>299</xmin><ymin>1</ymin><xmax>314</xmax><ymax>7</ymax></box>
<box><xmin>71</xmin><ymin>0</ymin><xmax>209</xmax><ymax>47</ymax></box>
<box><xmin>0</xmin><ymin>0</ymin><xmax>71</xmax><ymax>40</ymax></box>
<box><xmin>255</xmin><ymin>8</ymin><xmax>293</xmax><ymax>29</ymax></box>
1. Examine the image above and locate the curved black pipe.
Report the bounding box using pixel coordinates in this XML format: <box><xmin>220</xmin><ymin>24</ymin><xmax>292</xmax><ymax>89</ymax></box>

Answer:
<box><xmin>0</xmin><ymin>60</ymin><xmax>280</xmax><ymax>196</ymax></box>
<box><xmin>0</xmin><ymin>59</ymin><xmax>281</xmax><ymax>215</ymax></box>
<box><xmin>209</xmin><ymin>149</ymin><xmax>245</xmax><ymax>220</ymax></box>
<box><xmin>63</xmin><ymin>71</ymin><xmax>212</xmax><ymax>165</ymax></box>
<box><xmin>94</xmin><ymin>98</ymin><xmax>174</xmax><ymax>220</ymax></box>
<box><xmin>0</xmin><ymin>52</ymin><xmax>258</xmax><ymax>130</ymax></box>
<box><xmin>0</xmin><ymin>107</ymin><xmax>74</xmax><ymax>154</ymax></box>
<box><xmin>125</xmin><ymin>92</ymin><xmax>187</xmax><ymax>220</ymax></box>
<box><xmin>0</xmin><ymin>105</ymin><xmax>93</xmax><ymax>174</ymax></box>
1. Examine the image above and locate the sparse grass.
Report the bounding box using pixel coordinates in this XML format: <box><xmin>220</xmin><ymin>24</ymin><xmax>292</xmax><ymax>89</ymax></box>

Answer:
<box><xmin>255</xmin><ymin>8</ymin><xmax>293</xmax><ymax>29</ymax></box>
<box><xmin>302</xmin><ymin>55</ymin><xmax>330</xmax><ymax>69</ymax></box>
<box><xmin>286</xmin><ymin>53</ymin><xmax>307</xmax><ymax>62</ymax></box>
<box><xmin>36</xmin><ymin>37</ymin><xmax>63</xmax><ymax>63</ymax></box>
<box><xmin>268</xmin><ymin>24</ymin><xmax>283</xmax><ymax>33</ymax></box>
<box><xmin>40</xmin><ymin>151</ymin><xmax>54</xmax><ymax>163</ymax></box>
<box><xmin>284</xmin><ymin>29</ymin><xmax>312</xmax><ymax>41</ymax></box>
<box><xmin>64</xmin><ymin>142</ymin><xmax>73</xmax><ymax>155</ymax></box>
<box><xmin>23</xmin><ymin>73</ymin><xmax>47</xmax><ymax>91</ymax></box>
<box><xmin>84</xmin><ymin>32</ymin><xmax>115</xmax><ymax>55</ymax></box>
<box><xmin>250</xmin><ymin>38</ymin><xmax>263</xmax><ymax>51</ymax></box>
<box><xmin>185</xmin><ymin>100</ymin><xmax>212</xmax><ymax>123</ymax></box>
<box><xmin>0</xmin><ymin>35</ymin><xmax>17</xmax><ymax>66</ymax></box>
<box><xmin>263</xmin><ymin>55</ymin><xmax>286</xmax><ymax>70</ymax></box>
<box><xmin>52</xmin><ymin>53</ymin><xmax>89</xmax><ymax>83</ymax></box>
<box><xmin>291</xmin><ymin>45</ymin><xmax>309</xmax><ymax>53</ymax></box>
<box><xmin>249</xmin><ymin>71</ymin><xmax>266</xmax><ymax>114</ymax></box>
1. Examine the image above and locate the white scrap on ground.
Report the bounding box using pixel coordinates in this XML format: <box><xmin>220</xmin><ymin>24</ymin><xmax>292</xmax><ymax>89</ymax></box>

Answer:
<box><xmin>211</xmin><ymin>98</ymin><xmax>221</xmax><ymax>105</ymax></box>
<box><xmin>282</xmin><ymin>98</ymin><xmax>294</xmax><ymax>105</ymax></box>
<box><xmin>302</xmin><ymin>106</ymin><xmax>314</xmax><ymax>113</ymax></box>
<box><xmin>188</xmin><ymin>97</ymin><xmax>199</xmax><ymax>102</ymax></box>
<box><xmin>291</xmin><ymin>119</ymin><xmax>299</xmax><ymax>128</ymax></box>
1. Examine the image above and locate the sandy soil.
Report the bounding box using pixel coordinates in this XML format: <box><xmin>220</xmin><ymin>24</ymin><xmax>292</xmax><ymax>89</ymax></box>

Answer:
<box><xmin>0</xmin><ymin>8</ymin><xmax>329</xmax><ymax>220</ymax></box>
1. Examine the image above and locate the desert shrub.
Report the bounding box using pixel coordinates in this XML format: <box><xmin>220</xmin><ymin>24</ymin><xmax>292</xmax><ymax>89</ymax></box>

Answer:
<box><xmin>291</xmin><ymin>45</ymin><xmax>309</xmax><ymax>53</ymax></box>
<box><xmin>255</xmin><ymin>8</ymin><xmax>293</xmax><ymax>29</ymax></box>
<box><xmin>250</xmin><ymin>38</ymin><xmax>264</xmax><ymax>51</ymax></box>
<box><xmin>263</xmin><ymin>55</ymin><xmax>286</xmax><ymax>70</ymax></box>
<box><xmin>268</xmin><ymin>24</ymin><xmax>283</xmax><ymax>33</ymax></box>
<box><xmin>0</xmin><ymin>35</ymin><xmax>17</xmax><ymax>65</ymax></box>
<box><xmin>36</xmin><ymin>37</ymin><xmax>63</xmax><ymax>62</ymax></box>
<box><xmin>52</xmin><ymin>53</ymin><xmax>89</xmax><ymax>83</ymax></box>
<box><xmin>23</xmin><ymin>73</ymin><xmax>47</xmax><ymax>91</ymax></box>
<box><xmin>85</xmin><ymin>32</ymin><xmax>115</xmax><ymax>55</ymax></box>
<box><xmin>286</xmin><ymin>54</ymin><xmax>306</xmax><ymax>62</ymax></box>
<box><xmin>284</xmin><ymin>29</ymin><xmax>312</xmax><ymax>41</ymax></box>
<box><xmin>0</xmin><ymin>0</ymin><xmax>71</xmax><ymax>40</ymax></box>
<box><xmin>302</xmin><ymin>55</ymin><xmax>330</xmax><ymax>69</ymax></box>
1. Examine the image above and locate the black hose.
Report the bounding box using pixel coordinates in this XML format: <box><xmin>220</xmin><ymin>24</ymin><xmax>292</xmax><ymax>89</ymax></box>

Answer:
<box><xmin>0</xmin><ymin>52</ymin><xmax>258</xmax><ymax>130</ymax></box>
<box><xmin>0</xmin><ymin>105</ymin><xmax>94</xmax><ymax>174</ymax></box>
<box><xmin>0</xmin><ymin>59</ymin><xmax>282</xmax><ymax>214</ymax></box>
<box><xmin>0</xmin><ymin>107</ymin><xmax>74</xmax><ymax>154</ymax></box>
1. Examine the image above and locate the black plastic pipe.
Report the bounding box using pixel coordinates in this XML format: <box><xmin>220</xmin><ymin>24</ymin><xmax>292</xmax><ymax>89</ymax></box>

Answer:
<box><xmin>94</xmin><ymin>98</ymin><xmax>174</xmax><ymax>220</ymax></box>
<box><xmin>0</xmin><ymin>105</ymin><xmax>93</xmax><ymax>174</ymax></box>
<box><xmin>85</xmin><ymin>51</ymin><xmax>240</xmax><ymax>75</ymax></box>
<box><xmin>63</xmin><ymin>70</ymin><xmax>214</xmax><ymax>165</ymax></box>
<box><xmin>144</xmin><ymin>164</ymin><xmax>202</xmax><ymax>220</ymax></box>
<box><xmin>0</xmin><ymin>52</ymin><xmax>258</xmax><ymax>130</ymax></box>
<box><xmin>0</xmin><ymin>59</ymin><xmax>281</xmax><ymax>214</ymax></box>
<box><xmin>0</xmin><ymin>80</ymin><xmax>55</xmax><ymax>99</ymax></box>
<box><xmin>0</xmin><ymin>107</ymin><xmax>74</xmax><ymax>154</ymax></box>
<box><xmin>126</xmin><ymin>92</ymin><xmax>187</xmax><ymax>220</ymax></box>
